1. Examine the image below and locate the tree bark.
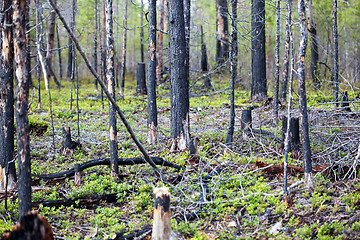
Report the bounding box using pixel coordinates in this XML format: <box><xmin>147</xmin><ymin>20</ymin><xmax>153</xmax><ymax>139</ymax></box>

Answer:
<box><xmin>297</xmin><ymin>0</ymin><xmax>313</xmax><ymax>189</ymax></box>
<box><xmin>281</xmin><ymin>0</ymin><xmax>291</xmax><ymax>103</ymax></box>
<box><xmin>67</xmin><ymin>0</ymin><xmax>76</xmax><ymax>82</ymax></box>
<box><xmin>333</xmin><ymin>0</ymin><xmax>339</xmax><ymax>108</ymax></box>
<box><xmin>105</xmin><ymin>0</ymin><xmax>118</xmax><ymax>177</ymax></box>
<box><xmin>56</xmin><ymin>23</ymin><xmax>63</xmax><ymax>80</ymax></box>
<box><xmin>140</xmin><ymin>0</ymin><xmax>144</xmax><ymax>63</ymax></box>
<box><xmin>184</xmin><ymin>0</ymin><xmax>190</xmax><ymax>85</ymax></box>
<box><xmin>201</xmin><ymin>25</ymin><xmax>212</xmax><ymax>89</ymax></box>
<box><xmin>147</xmin><ymin>0</ymin><xmax>158</xmax><ymax>145</ymax></box>
<box><xmin>0</xmin><ymin>0</ymin><xmax>16</xmax><ymax>191</ymax></box>
<box><xmin>169</xmin><ymin>0</ymin><xmax>190</xmax><ymax>151</ymax></box>
<box><xmin>225</xmin><ymin>0</ymin><xmax>238</xmax><ymax>145</ymax></box>
<box><xmin>152</xmin><ymin>187</ymin><xmax>172</xmax><ymax>240</ymax></box>
<box><xmin>251</xmin><ymin>0</ymin><xmax>267</xmax><ymax>100</ymax></box>
<box><xmin>305</xmin><ymin>0</ymin><xmax>319</xmax><ymax>87</ymax></box>
<box><xmin>156</xmin><ymin>0</ymin><xmax>166</xmax><ymax>83</ymax></box>
<box><xmin>136</xmin><ymin>62</ymin><xmax>146</xmax><ymax>94</ymax></box>
<box><xmin>216</xmin><ymin>0</ymin><xmax>229</xmax><ymax>65</ymax></box>
<box><xmin>13</xmin><ymin>0</ymin><xmax>32</xmax><ymax>218</ymax></box>
<box><xmin>93</xmin><ymin>0</ymin><xmax>98</xmax><ymax>90</ymax></box>
<box><xmin>119</xmin><ymin>0</ymin><xmax>128</xmax><ymax>97</ymax></box>
<box><xmin>274</xmin><ymin>0</ymin><xmax>280</xmax><ymax>119</ymax></box>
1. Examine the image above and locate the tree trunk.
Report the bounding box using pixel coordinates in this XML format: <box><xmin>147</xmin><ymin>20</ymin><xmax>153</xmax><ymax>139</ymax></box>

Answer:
<box><xmin>67</xmin><ymin>0</ymin><xmax>76</xmax><ymax>82</ymax></box>
<box><xmin>56</xmin><ymin>23</ymin><xmax>63</xmax><ymax>80</ymax></box>
<box><xmin>151</xmin><ymin>187</ymin><xmax>172</xmax><ymax>240</ymax></box>
<box><xmin>225</xmin><ymin>0</ymin><xmax>238</xmax><ymax>145</ymax></box>
<box><xmin>201</xmin><ymin>25</ymin><xmax>212</xmax><ymax>89</ymax></box>
<box><xmin>281</xmin><ymin>0</ymin><xmax>291</xmax><ymax>103</ymax></box>
<box><xmin>0</xmin><ymin>0</ymin><xmax>16</xmax><ymax>191</ymax></box>
<box><xmin>251</xmin><ymin>0</ymin><xmax>267</xmax><ymax>100</ymax></box>
<box><xmin>274</xmin><ymin>0</ymin><xmax>280</xmax><ymax>119</ymax></box>
<box><xmin>147</xmin><ymin>0</ymin><xmax>158</xmax><ymax>145</ymax></box>
<box><xmin>305</xmin><ymin>0</ymin><xmax>319</xmax><ymax>87</ymax></box>
<box><xmin>140</xmin><ymin>0</ymin><xmax>144</xmax><ymax>63</ymax></box>
<box><xmin>119</xmin><ymin>0</ymin><xmax>128</xmax><ymax>97</ymax></box>
<box><xmin>184</xmin><ymin>0</ymin><xmax>190</xmax><ymax>84</ymax></box>
<box><xmin>216</xmin><ymin>0</ymin><xmax>229</xmax><ymax>64</ymax></box>
<box><xmin>93</xmin><ymin>0</ymin><xmax>98</xmax><ymax>90</ymax></box>
<box><xmin>341</xmin><ymin>91</ymin><xmax>351</xmax><ymax>112</ymax></box>
<box><xmin>105</xmin><ymin>0</ymin><xmax>118</xmax><ymax>177</ymax></box>
<box><xmin>297</xmin><ymin>0</ymin><xmax>313</xmax><ymax>189</ymax></box>
<box><xmin>137</xmin><ymin>62</ymin><xmax>146</xmax><ymax>94</ymax></box>
<box><xmin>13</xmin><ymin>0</ymin><xmax>32</xmax><ymax>218</ymax></box>
<box><xmin>333</xmin><ymin>0</ymin><xmax>339</xmax><ymax>108</ymax></box>
<box><xmin>169</xmin><ymin>0</ymin><xmax>190</xmax><ymax>151</ymax></box>
<box><xmin>282</xmin><ymin>117</ymin><xmax>300</xmax><ymax>153</ymax></box>
<box><xmin>156</xmin><ymin>0</ymin><xmax>166</xmax><ymax>83</ymax></box>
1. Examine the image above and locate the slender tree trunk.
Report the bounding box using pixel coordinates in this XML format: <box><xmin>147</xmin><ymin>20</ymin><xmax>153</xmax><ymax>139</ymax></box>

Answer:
<box><xmin>298</xmin><ymin>0</ymin><xmax>313</xmax><ymax>189</ymax></box>
<box><xmin>225</xmin><ymin>0</ymin><xmax>238</xmax><ymax>145</ymax></box>
<box><xmin>115</xmin><ymin>0</ymin><xmax>119</xmax><ymax>88</ymax></box>
<box><xmin>13</xmin><ymin>0</ymin><xmax>32</xmax><ymax>217</ymax></box>
<box><xmin>140</xmin><ymin>0</ymin><xmax>144</xmax><ymax>63</ymax></box>
<box><xmin>281</xmin><ymin>0</ymin><xmax>291</xmax><ymax>103</ymax></box>
<box><xmin>94</xmin><ymin>0</ymin><xmax>98</xmax><ymax>90</ymax></box>
<box><xmin>305</xmin><ymin>0</ymin><xmax>319</xmax><ymax>87</ymax></box>
<box><xmin>251</xmin><ymin>0</ymin><xmax>267</xmax><ymax>100</ymax></box>
<box><xmin>119</xmin><ymin>0</ymin><xmax>128</xmax><ymax>97</ymax></box>
<box><xmin>333</xmin><ymin>0</ymin><xmax>339</xmax><ymax>108</ymax></box>
<box><xmin>67</xmin><ymin>0</ymin><xmax>76</xmax><ymax>81</ymax></box>
<box><xmin>274</xmin><ymin>0</ymin><xmax>280</xmax><ymax>119</ymax></box>
<box><xmin>169</xmin><ymin>0</ymin><xmax>190</xmax><ymax>151</ymax></box>
<box><xmin>100</xmin><ymin>0</ymin><xmax>106</xmax><ymax>109</ymax></box>
<box><xmin>156</xmin><ymin>0</ymin><xmax>165</xmax><ymax>83</ymax></box>
<box><xmin>25</xmin><ymin>0</ymin><xmax>32</xmax><ymax>88</ymax></box>
<box><xmin>56</xmin><ymin>23</ymin><xmax>63</xmax><ymax>80</ymax></box>
<box><xmin>105</xmin><ymin>0</ymin><xmax>118</xmax><ymax>176</ymax></box>
<box><xmin>147</xmin><ymin>0</ymin><xmax>158</xmax><ymax>145</ymax></box>
<box><xmin>201</xmin><ymin>25</ymin><xmax>212</xmax><ymax>89</ymax></box>
<box><xmin>0</xmin><ymin>0</ymin><xmax>16</xmax><ymax>191</ymax></box>
<box><xmin>216</xmin><ymin>0</ymin><xmax>229</xmax><ymax>64</ymax></box>
<box><xmin>184</xmin><ymin>0</ymin><xmax>190</xmax><ymax>84</ymax></box>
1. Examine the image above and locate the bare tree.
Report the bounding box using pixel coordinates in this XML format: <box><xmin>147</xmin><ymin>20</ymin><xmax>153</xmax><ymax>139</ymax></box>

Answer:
<box><xmin>281</xmin><ymin>0</ymin><xmax>291</xmax><ymax>103</ymax></box>
<box><xmin>274</xmin><ymin>0</ymin><xmax>280</xmax><ymax>119</ymax></box>
<box><xmin>216</xmin><ymin>0</ymin><xmax>229</xmax><ymax>64</ymax></box>
<box><xmin>333</xmin><ymin>0</ymin><xmax>339</xmax><ymax>108</ymax></box>
<box><xmin>13</xmin><ymin>0</ymin><xmax>32</xmax><ymax>217</ymax></box>
<box><xmin>93</xmin><ymin>0</ymin><xmax>98</xmax><ymax>91</ymax></box>
<box><xmin>119</xmin><ymin>0</ymin><xmax>128</xmax><ymax>97</ymax></box>
<box><xmin>156</xmin><ymin>0</ymin><xmax>166</xmax><ymax>83</ymax></box>
<box><xmin>298</xmin><ymin>0</ymin><xmax>313</xmax><ymax>189</ymax></box>
<box><xmin>67</xmin><ymin>0</ymin><xmax>76</xmax><ymax>82</ymax></box>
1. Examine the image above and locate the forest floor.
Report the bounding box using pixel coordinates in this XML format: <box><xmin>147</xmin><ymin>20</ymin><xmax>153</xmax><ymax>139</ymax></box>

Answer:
<box><xmin>1</xmin><ymin>73</ymin><xmax>360</xmax><ymax>239</ymax></box>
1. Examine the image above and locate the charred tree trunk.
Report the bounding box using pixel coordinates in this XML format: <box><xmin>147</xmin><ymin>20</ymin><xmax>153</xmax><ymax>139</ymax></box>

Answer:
<box><xmin>184</xmin><ymin>0</ymin><xmax>190</xmax><ymax>85</ymax></box>
<box><xmin>0</xmin><ymin>0</ymin><xmax>16</xmax><ymax>191</ymax></box>
<box><xmin>225</xmin><ymin>0</ymin><xmax>238</xmax><ymax>145</ymax></box>
<box><xmin>297</xmin><ymin>0</ymin><xmax>313</xmax><ymax>189</ymax></box>
<box><xmin>13</xmin><ymin>0</ymin><xmax>32</xmax><ymax>217</ymax></box>
<box><xmin>93</xmin><ymin>0</ymin><xmax>98</xmax><ymax>90</ymax></box>
<box><xmin>46</xmin><ymin>0</ymin><xmax>62</xmax><ymax>89</ymax></box>
<box><xmin>105</xmin><ymin>0</ymin><xmax>118</xmax><ymax>177</ymax></box>
<box><xmin>100</xmin><ymin>0</ymin><xmax>106</xmax><ymax>109</ymax></box>
<box><xmin>333</xmin><ymin>0</ymin><xmax>339</xmax><ymax>108</ymax></box>
<box><xmin>169</xmin><ymin>0</ymin><xmax>190</xmax><ymax>151</ymax></box>
<box><xmin>156</xmin><ymin>0</ymin><xmax>166</xmax><ymax>83</ymax></box>
<box><xmin>281</xmin><ymin>117</ymin><xmax>300</xmax><ymax>153</ymax></box>
<box><xmin>274</xmin><ymin>0</ymin><xmax>280</xmax><ymax>119</ymax></box>
<box><xmin>281</xmin><ymin>0</ymin><xmax>292</xmax><ymax>103</ymax></box>
<box><xmin>147</xmin><ymin>0</ymin><xmax>158</xmax><ymax>145</ymax></box>
<box><xmin>137</xmin><ymin>62</ymin><xmax>146</xmax><ymax>94</ymax></box>
<box><xmin>152</xmin><ymin>187</ymin><xmax>172</xmax><ymax>240</ymax></box>
<box><xmin>241</xmin><ymin>109</ymin><xmax>252</xmax><ymax>131</ymax></box>
<box><xmin>56</xmin><ymin>23</ymin><xmax>63</xmax><ymax>80</ymax></box>
<box><xmin>140</xmin><ymin>0</ymin><xmax>144</xmax><ymax>63</ymax></box>
<box><xmin>25</xmin><ymin>0</ymin><xmax>32</xmax><ymax>88</ymax></box>
<box><xmin>251</xmin><ymin>0</ymin><xmax>267</xmax><ymax>100</ymax></box>
<box><xmin>67</xmin><ymin>0</ymin><xmax>76</xmax><ymax>82</ymax></box>
<box><xmin>119</xmin><ymin>0</ymin><xmax>128</xmax><ymax>97</ymax></box>
<box><xmin>341</xmin><ymin>91</ymin><xmax>351</xmax><ymax>112</ymax></box>
<box><xmin>201</xmin><ymin>26</ymin><xmax>212</xmax><ymax>89</ymax></box>
<box><xmin>305</xmin><ymin>0</ymin><xmax>319</xmax><ymax>87</ymax></box>
<box><xmin>216</xmin><ymin>0</ymin><xmax>229</xmax><ymax>65</ymax></box>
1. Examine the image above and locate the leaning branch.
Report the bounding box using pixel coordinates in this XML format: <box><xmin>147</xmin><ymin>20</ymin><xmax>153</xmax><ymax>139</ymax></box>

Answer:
<box><xmin>48</xmin><ymin>0</ymin><xmax>163</xmax><ymax>179</ymax></box>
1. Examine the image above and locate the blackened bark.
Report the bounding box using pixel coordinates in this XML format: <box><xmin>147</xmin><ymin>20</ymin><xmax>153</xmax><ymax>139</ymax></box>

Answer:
<box><xmin>184</xmin><ymin>0</ymin><xmax>190</xmax><ymax>85</ymax></box>
<box><xmin>140</xmin><ymin>0</ymin><xmax>144</xmax><ymax>62</ymax></box>
<box><xmin>25</xmin><ymin>0</ymin><xmax>32</xmax><ymax>88</ymax></box>
<box><xmin>241</xmin><ymin>109</ymin><xmax>252</xmax><ymax>131</ymax></box>
<box><xmin>169</xmin><ymin>0</ymin><xmax>190</xmax><ymax>150</ymax></box>
<box><xmin>100</xmin><ymin>0</ymin><xmax>105</xmax><ymax>109</ymax></box>
<box><xmin>156</xmin><ymin>0</ymin><xmax>165</xmax><ymax>83</ymax></box>
<box><xmin>297</xmin><ymin>0</ymin><xmax>312</xmax><ymax>188</ymax></box>
<box><xmin>216</xmin><ymin>0</ymin><xmax>229</xmax><ymax>64</ymax></box>
<box><xmin>137</xmin><ymin>62</ymin><xmax>146</xmax><ymax>94</ymax></box>
<box><xmin>225</xmin><ymin>0</ymin><xmax>238</xmax><ymax>145</ymax></box>
<box><xmin>274</xmin><ymin>0</ymin><xmax>280</xmax><ymax>118</ymax></box>
<box><xmin>147</xmin><ymin>0</ymin><xmax>158</xmax><ymax>145</ymax></box>
<box><xmin>67</xmin><ymin>0</ymin><xmax>76</xmax><ymax>81</ymax></box>
<box><xmin>56</xmin><ymin>23</ymin><xmax>63</xmax><ymax>80</ymax></box>
<box><xmin>119</xmin><ymin>0</ymin><xmax>128</xmax><ymax>97</ymax></box>
<box><xmin>251</xmin><ymin>0</ymin><xmax>267</xmax><ymax>100</ymax></box>
<box><xmin>13</xmin><ymin>0</ymin><xmax>32</xmax><ymax>217</ymax></box>
<box><xmin>281</xmin><ymin>117</ymin><xmax>300</xmax><ymax>153</ymax></box>
<box><xmin>281</xmin><ymin>0</ymin><xmax>292</xmax><ymax>103</ymax></box>
<box><xmin>201</xmin><ymin>25</ymin><xmax>212</xmax><ymax>89</ymax></box>
<box><xmin>0</xmin><ymin>0</ymin><xmax>16</xmax><ymax>190</ymax></box>
<box><xmin>305</xmin><ymin>0</ymin><xmax>319</xmax><ymax>87</ymax></box>
<box><xmin>333</xmin><ymin>0</ymin><xmax>339</xmax><ymax>108</ymax></box>
<box><xmin>341</xmin><ymin>91</ymin><xmax>351</xmax><ymax>112</ymax></box>
<box><xmin>106</xmin><ymin>0</ymin><xmax>118</xmax><ymax>176</ymax></box>
<box><xmin>93</xmin><ymin>0</ymin><xmax>98</xmax><ymax>90</ymax></box>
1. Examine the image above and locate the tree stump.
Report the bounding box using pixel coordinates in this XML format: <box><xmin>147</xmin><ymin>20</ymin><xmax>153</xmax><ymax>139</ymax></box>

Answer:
<box><xmin>152</xmin><ymin>187</ymin><xmax>172</xmax><ymax>240</ymax></box>
<box><xmin>136</xmin><ymin>62</ymin><xmax>147</xmax><ymax>94</ymax></box>
<box><xmin>341</xmin><ymin>91</ymin><xmax>351</xmax><ymax>112</ymax></box>
<box><xmin>241</xmin><ymin>109</ymin><xmax>252</xmax><ymax>131</ymax></box>
<box><xmin>61</xmin><ymin>127</ymin><xmax>81</xmax><ymax>154</ymax></box>
<box><xmin>74</xmin><ymin>164</ymin><xmax>82</xmax><ymax>186</ymax></box>
<box><xmin>281</xmin><ymin>117</ymin><xmax>301</xmax><ymax>153</ymax></box>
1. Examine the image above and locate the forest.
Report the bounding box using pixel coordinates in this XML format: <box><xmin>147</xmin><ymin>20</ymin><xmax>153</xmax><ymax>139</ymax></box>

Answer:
<box><xmin>1</xmin><ymin>0</ymin><xmax>360</xmax><ymax>239</ymax></box>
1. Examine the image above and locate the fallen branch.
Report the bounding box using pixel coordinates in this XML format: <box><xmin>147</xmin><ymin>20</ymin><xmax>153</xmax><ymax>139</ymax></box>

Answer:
<box><xmin>33</xmin><ymin>157</ymin><xmax>182</xmax><ymax>180</ymax></box>
<box><xmin>48</xmin><ymin>0</ymin><xmax>163</xmax><ymax>180</ymax></box>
